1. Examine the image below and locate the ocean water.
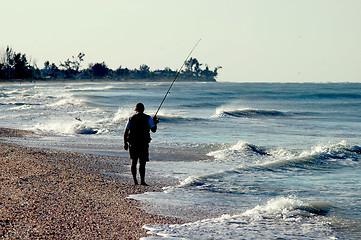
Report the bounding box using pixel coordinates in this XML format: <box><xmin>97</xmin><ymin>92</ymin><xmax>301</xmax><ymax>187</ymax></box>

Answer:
<box><xmin>1</xmin><ymin>81</ymin><xmax>361</xmax><ymax>239</ymax></box>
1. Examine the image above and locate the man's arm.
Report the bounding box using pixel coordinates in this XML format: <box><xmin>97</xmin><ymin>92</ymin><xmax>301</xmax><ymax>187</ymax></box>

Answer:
<box><xmin>151</xmin><ymin>125</ymin><xmax>157</xmax><ymax>133</ymax></box>
<box><xmin>150</xmin><ymin>116</ymin><xmax>158</xmax><ymax>133</ymax></box>
<box><xmin>124</xmin><ymin>129</ymin><xmax>129</xmax><ymax>150</ymax></box>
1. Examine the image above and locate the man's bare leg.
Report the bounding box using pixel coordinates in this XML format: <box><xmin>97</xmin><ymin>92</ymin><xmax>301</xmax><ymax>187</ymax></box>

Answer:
<box><xmin>139</xmin><ymin>162</ymin><xmax>148</xmax><ymax>186</ymax></box>
<box><xmin>131</xmin><ymin>159</ymin><xmax>138</xmax><ymax>185</ymax></box>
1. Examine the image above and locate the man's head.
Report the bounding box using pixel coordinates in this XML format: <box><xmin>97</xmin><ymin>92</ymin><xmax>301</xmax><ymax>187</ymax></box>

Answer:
<box><xmin>135</xmin><ymin>102</ymin><xmax>145</xmax><ymax>113</ymax></box>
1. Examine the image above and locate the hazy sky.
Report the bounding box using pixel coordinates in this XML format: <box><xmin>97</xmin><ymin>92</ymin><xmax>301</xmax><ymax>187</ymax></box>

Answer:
<box><xmin>1</xmin><ymin>0</ymin><xmax>360</xmax><ymax>82</ymax></box>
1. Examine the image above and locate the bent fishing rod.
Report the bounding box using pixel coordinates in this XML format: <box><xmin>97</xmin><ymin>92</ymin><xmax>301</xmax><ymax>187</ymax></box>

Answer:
<box><xmin>154</xmin><ymin>39</ymin><xmax>201</xmax><ymax>118</ymax></box>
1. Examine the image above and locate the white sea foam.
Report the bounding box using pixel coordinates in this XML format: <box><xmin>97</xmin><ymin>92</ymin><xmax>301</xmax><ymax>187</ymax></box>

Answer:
<box><xmin>112</xmin><ymin>107</ymin><xmax>134</xmax><ymax>122</ymax></box>
<box><xmin>207</xmin><ymin>140</ymin><xmax>360</xmax><ymax>171</ymax></box>
<box><xmin>31</xmin><ymin>119</ymin><xmax>98</xmax><ymax>135</ymax></box>
<box><xmin>141</xmin><ymin>196</ymin><xmax>334</xmax><ymax>240</ymax></box>
<box><xmin>49</xmin><ymin>94</ymin><xmax>89</xmax><ymax>108</ymax></box>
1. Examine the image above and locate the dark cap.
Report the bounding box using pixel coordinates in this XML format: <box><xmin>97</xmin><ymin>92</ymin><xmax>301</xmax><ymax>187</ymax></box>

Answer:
<box><xmin>135</xmin><ymin>102</ymin><xmax>145</xmax><ymax>113</ymax></box>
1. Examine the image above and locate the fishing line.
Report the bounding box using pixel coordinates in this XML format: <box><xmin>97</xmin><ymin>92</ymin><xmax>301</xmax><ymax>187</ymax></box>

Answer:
<box><xmin>154</xmin><ymin>39</ymin><xmax>201</xmax><ymax>118</ymax></box>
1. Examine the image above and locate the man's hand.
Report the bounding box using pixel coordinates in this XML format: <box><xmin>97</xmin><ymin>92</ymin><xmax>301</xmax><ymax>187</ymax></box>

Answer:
<box><xmin>124</xmin><ymin>142</ymin><xmax>129</xmax><ymax>151</ymax></box>
<box><xmin>152</xmin><ymin>116</ymin><xmax>159</xmax><ymax>125</ymax></box>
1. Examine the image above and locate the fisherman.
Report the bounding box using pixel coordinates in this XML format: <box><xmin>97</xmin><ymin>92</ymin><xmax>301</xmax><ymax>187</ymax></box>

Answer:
<box><xmin>124</xmin><ymin>103</ymin><xmax>158</xmax><ymax>186</ymax></box>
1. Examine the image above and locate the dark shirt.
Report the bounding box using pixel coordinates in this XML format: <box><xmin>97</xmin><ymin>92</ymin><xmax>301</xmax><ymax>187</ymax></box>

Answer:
<box><xmin>125</xmin><ymin>113</ymin><xmax>155</xmax><ymax>145</ymax></box>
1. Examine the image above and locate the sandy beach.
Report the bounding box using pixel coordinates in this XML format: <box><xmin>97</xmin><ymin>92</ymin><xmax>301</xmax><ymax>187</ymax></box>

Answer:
<box><xmin>0</xmin><ymin>128</ymin><xmax>181</xmax><ymax>239</ymax></box>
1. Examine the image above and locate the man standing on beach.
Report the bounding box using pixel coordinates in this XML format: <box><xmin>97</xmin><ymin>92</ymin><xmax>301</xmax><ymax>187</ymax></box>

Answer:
<box><xmin>124</xmin><ymin>103</ymin><xmax>158</xmax><ymax>186</ymax></box>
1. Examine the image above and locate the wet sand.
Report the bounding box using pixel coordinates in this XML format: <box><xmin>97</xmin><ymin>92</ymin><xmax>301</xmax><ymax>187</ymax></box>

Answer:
<box><xmin>0</xmin><ymin>128</ymin><xmax>181</xmax><ymax>239</ymax></box>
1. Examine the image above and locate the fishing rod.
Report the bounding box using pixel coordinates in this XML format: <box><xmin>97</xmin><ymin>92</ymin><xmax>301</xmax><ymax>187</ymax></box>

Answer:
<box><xmin>154</xmin><ymin>39</ymin><xmax>201</xmax><ymax>118</ymax></box>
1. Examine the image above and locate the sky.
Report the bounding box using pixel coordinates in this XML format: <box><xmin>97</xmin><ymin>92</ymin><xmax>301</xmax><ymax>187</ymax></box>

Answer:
<box><xmin>1</xmin><ymin>0</ymin><xmax>360</xmax><ymax>82</ymax></box>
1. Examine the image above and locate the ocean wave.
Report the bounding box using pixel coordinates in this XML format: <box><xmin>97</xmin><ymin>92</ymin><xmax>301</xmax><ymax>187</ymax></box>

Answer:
<box><xmin>176</xmin><ymin>140</ymin><xmax>361</xmax><ymax>191</ymax></box>
<box><xmin>111</xmin><ymin>107</ymin><xmax>206</xmax><ymax>124</ymax></box>
<box><xmin>181</xmin><ymin>102</ymin><xmax>220</xmax><ymax>108</ymax></box>
<box><xmin>242</xmin><ymin>196</ymin><xmax>332</xmax><ymax>219</ymax></box>
<box><xmin>156</xmin><ymin>114</ymin><xmax>205</xmax><ymax>123</ymax></box>
<box><xmin>112</xmin><ymin>107</ymin><xmax>134</xmax><ymax>122</ymax></box>
<box><xmin>207</xmin><ymin>141</ymin><xmax>273</xmax><ymax>166</ymax></box>
<box><xmin>215</xmin><ymin>108</ymin><xmax>289</xmax><ymax>118</ymax></box>
<box><xmin>32</xmin><ymin>120</ymin><xmax>98</xmax><ymax>135</ymax></box>
<box><xmin>302</xmin><ymin>93</ymin><xmax>361</xmax><ymax>100</ymax></box>
<box><xmin>66</xmin><ymin>85</ymin><xmax>139</xmax><ymax>92</ymax></box>
<box><xmin>2</xmin><ymin>91</ymin><xmax>89</xmax><ymax>111</ymax></box>
<box><xmin>72</xmin><ymin>125</ymin><xmax>98</xmax><ymax>134</ymax></box>
<box><xmin>0</xmin><ymin>102</ymin><xmax>40</xmax><ymax>107</ymax></box>
<box><xmin>49</xmin><ymin>94</ymin><xmax>90</xmax><ymax>108</ymax></box>
<box><xmin>208</xmin><ymin>140</ymin><xmax>361</xmax><ymax>170</ymax></box>
<box><xmin>177</xmin><ymin>141</ymin><xmax>361</xmax><ymax>195</ymax></box>
<box><xmin>142</xmin><ymin>196</ymin><xmax>334</xmax><ymax>240</ymax></box>
<box><xmin>264</xmin><ymin>141</ymin><xmax>361</xmax><ymax>171</ymax></box>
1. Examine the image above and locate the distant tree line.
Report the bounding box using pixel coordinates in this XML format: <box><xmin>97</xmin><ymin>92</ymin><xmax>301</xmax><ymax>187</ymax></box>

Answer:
<box><xmin>0</xmin><ymin>47</ymin><xmax>221</xmax><ymax>82</ymax></box>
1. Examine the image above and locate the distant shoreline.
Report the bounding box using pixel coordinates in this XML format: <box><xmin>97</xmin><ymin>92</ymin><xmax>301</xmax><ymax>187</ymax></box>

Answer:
<box><xmin>1</xmin><ymin>47</ymin><xmax>221</xmax><ymax>83</ymax></box>
<box><xmin>0</xmin><ymin>77</ymin><xmax>216</xmax><ymax>85</ymax></box>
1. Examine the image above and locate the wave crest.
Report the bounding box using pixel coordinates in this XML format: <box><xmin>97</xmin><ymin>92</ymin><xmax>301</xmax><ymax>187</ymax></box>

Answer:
<box><xmin>208</xmin><ymin>140</ymin><xmax>361</xmax><ymax>169</ymax></box>
<box><xmin>156</xmin><ymin>114</ymin><xmax>204</xmax><ymax>123</ymax></box>
<box><xmin>32</xmin><ymin>120</ymin><xmax>98</xmax><ymax>135</ymax></box>
<box><xmin>243</xmin><ymin>196</ymin><xmax>332</xmax><ymax>220</ymax></box>
<box><xmin>207</xmin><ymin>141</ymin><xmax>269</xmax><ymax>163</ymax></box>
<box><xmin>142</xmin><ymin>196</ymin><xmax>334</xmax><ymax>240</ymax></box>
<box><xmin>215</xmin><ymin>108</ymin><xmax>289</xmax><ymax>118</ymax></box>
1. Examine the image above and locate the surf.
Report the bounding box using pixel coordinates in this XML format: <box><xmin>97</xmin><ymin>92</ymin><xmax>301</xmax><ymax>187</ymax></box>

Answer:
<box><xmin>141</xmin><ymin>196</ymin><xmax>336</xmax><ymax>240</ymax></box>
<box><xmin>207</xmin><ymin>140</ymin><xmax>361</xmax><ymax>168</ymax></box>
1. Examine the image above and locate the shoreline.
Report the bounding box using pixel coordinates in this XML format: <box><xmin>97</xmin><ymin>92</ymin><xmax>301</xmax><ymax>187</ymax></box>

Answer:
<box><xmin>0</xmin><ymin>78</ymin><xmax>216</xmax><ymax>85</ymax></box>
<box><xmin>0</xmin><ymin>128</ymin><xmax>182</xmax><ymax>239</ymax></box>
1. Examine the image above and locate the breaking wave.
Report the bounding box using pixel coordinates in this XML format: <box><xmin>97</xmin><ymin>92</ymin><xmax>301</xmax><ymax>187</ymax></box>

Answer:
<box><xmin>242</xmin><ymin>196</ymin><xmax>332</xmax><ymax>219</ymax></box>
<box><xmin>65</xmin><ymin>85</ymin><xmax>139</xmax><ymax>92</ymax></box>
<box><xmin>32</xmin><ymin>120</ymin><xmax>99</xmax><ymax>135</ymax></box>
<box><xmin>179</xmin><ymin>141</ymin><xmax>361</xmax><ymax>192</ymax></box>
<box><xmin>207</xmin><ymin>140</ymin><xmax>361</xmax><ymax>169</ymax></box>
<box><xmin>142</xmin><ymin>196</ymin><xmax>335</xmax><ymax>240</ymax></box>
